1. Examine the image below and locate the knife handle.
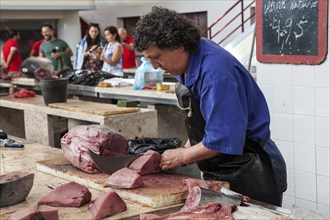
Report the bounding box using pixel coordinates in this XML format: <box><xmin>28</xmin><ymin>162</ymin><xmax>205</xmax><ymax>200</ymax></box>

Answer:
<box><xmin>1</xmin><ymin>139</ymin><xmax>24</xmax><ymax>148</ymax></box>
<box><xmin>5</xmin><ymin>143</ymin><xmax>24</xmax><ymax>148</ymax></box>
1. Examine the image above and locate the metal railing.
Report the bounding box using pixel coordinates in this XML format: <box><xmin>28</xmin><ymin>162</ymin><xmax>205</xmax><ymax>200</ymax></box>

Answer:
<box><xmin>201</xmin><ymin>0</ymin><xmax>256</xmax><ymax>45</ymax></box>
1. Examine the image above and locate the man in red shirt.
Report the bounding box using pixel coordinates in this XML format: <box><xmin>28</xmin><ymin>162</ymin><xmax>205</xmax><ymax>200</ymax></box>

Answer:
<box><xmin>118</xmin><ymin>28</ymin><xmax>137</xmax><ymax>68</ymax></box>
<box><xmin>30</xmin><ymin>39</ymin><xmax>45</xmax><ymax>57</ymax></box>
<box><xmin>1</xmin><ymin>30</ymin><xmax>22</xmax><ymax>79</ymax></box>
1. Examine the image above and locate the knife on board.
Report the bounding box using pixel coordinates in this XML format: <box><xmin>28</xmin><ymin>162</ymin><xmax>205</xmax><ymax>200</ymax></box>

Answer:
<box><xmin>0</xmin><ymin>131</ymin><xmax>24</xmax><ymax>148</ymax></box>
<box><xmin>88</xmin><ymin>149</ymin><xmax>140</xmax><ymax>175</ymax></box>
<box><xmin>200</xmin><ymin>187</ymin><xmax>291</xmax><ymax>216</ymax></box>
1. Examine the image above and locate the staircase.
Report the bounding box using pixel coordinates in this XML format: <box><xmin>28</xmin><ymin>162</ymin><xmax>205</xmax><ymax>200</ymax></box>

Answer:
<box><xmin>203</xmin><ymin>0</ymin><xmax>256</xmax><ymax>75</ymax></box>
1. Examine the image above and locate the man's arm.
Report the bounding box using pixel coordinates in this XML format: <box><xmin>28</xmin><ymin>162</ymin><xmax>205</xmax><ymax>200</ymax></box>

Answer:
<box><xmin>160</xmin><ymin>141</ymin><xmax>220</xmax><ymax>170</ymax></box>
<box><xmin>65</xmin><ymin>47</ymin><xmax>73</xmax><ymax>57</ymax></box>
<box><xmin>122</xmin><ymin>42</ymin><xmax>134</xmax><ymax>51</ymax></box>
<box><xmin>2</xmin><ymin>48</ymin><xmax>17</xmax><ymax>69</ymax></box>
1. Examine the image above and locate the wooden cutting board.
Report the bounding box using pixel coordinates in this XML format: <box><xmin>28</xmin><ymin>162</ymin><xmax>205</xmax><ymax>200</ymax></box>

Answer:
<box><xmin>36</xmin><ymin>153</ymin><xmax>229</xmax><ymax>208</ymax></box>
<box><xmin>48</xmin><ymin>100</ymin><xmax>140</xmax><ymax>116</ymax></box>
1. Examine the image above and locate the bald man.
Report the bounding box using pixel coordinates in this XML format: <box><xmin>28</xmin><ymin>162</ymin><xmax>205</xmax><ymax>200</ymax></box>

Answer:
<box><xmin>118</xmin><ymin>27</ymin><xmax>137</xmax><ymax>68</ymax></box>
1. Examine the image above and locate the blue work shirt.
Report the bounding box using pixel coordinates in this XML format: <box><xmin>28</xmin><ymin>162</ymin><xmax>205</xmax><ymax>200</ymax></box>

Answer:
<box><xmin>177</xmin><ymin>38</ymin><xmax>271</xmax><ymax>155</ymax></box>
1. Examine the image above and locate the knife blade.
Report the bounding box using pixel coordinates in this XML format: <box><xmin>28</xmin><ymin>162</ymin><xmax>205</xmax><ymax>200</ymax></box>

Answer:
<box><xmin>88</xmin><ymin>149</ymin><xmax>140</xmax><ymax>175</ymax></box>
<box><xmin>219</xmin><ymin>188</ymin><xmax>291</xmax><ymax>216</ymax></box>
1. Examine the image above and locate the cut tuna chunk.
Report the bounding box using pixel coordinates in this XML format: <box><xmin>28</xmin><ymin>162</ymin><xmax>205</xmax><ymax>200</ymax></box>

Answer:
<box><xmin>104</xmin><ymin>167</ymin><xmax>143</xmax><ymax>189</ymax></box>
<box><xmin>129</xmin><ymin>150</ymin><xmax>161</xmax><ymax>175</ymax></box>
<box><xmin>8</xmin><ymin>205</ymin><xmax>59</xmax><ymax>220</ymax></box>
<box><xmin>38</xmin><ymin>181</ymin><xmax>91</xmax><ymax>207</ymax></box>
<box><xmin>61</xmin><ymin>125</ymin><xmax>129</xmax><ymax>173</ymax></box>
<box><xmin>0</xmin><ymin>171</ymin><xmax>34</xmax><ymax>207</ymax></box>
<box><xmin>89</xmin><ymin>191</ymin><xmax>127</xmax><ymax>220</ymax></box>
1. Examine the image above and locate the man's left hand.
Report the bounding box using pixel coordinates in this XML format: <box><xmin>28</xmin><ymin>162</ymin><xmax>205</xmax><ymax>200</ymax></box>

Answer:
<box><xmin>160</xmin><ymin>147</ymin><xmax>187</xmax><ymax>170</ymax></box>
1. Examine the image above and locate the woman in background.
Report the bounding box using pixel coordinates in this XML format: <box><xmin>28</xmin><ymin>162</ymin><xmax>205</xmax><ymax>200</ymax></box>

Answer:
<box><xmin>74</xmin><ymin>23</ymin><xmax>105</xmax><ymax>71</ymax></box>
<box><xmin>100</xmin><ymin>26</ymin><xmax>123</xmax><ymax>77</ymax></box>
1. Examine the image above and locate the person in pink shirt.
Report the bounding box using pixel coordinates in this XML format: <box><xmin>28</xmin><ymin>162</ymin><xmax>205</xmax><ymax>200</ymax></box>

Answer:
<box><xmin>1</xmin><ymin>29</ymin><xmax>22</xmax><ymax>79</ymax></box>
<box><xmin>30</xmin><ymin>39</ymin><xmax>45</xmax><ymax>57</ymax></box>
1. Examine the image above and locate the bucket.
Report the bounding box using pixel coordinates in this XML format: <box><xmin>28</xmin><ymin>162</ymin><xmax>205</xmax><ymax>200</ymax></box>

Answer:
<box><xmin>40</xmin><ymin>78</ymin><xmax>68</xmax><ymax>105</ymax></box>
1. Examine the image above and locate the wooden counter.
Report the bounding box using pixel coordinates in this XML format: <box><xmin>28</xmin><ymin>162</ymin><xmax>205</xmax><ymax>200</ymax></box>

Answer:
<box><xmin>0</xmin><ymin>143</ymin><xmax>177</xmax><ymax>220</ymax></box>
<box><xmin>0</xmin><ymin>142</ymin><xmax>292</xmax><ymax>219</ymax></box>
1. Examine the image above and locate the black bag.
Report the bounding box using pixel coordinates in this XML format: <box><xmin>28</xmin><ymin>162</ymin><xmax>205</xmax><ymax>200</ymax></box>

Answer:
<box><xmin>128</xmin><ymin>138</ymin><xmax>182</xmax><ymax>154</ymax></box>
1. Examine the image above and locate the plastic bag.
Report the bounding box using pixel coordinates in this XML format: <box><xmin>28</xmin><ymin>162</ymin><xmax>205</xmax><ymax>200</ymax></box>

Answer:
<box><xmin>128</xmin><ymin>138</ymin><xmax>182</xmax><ymax>154</ymax></box>
<box><xmin>133</xmin><ymin>57</ymin><xmax>163</xmax><ymax>90</ymax></box>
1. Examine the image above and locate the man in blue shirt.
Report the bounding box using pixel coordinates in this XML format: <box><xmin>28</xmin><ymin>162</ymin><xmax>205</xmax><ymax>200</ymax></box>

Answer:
<box><xmin>134</xmin><ymin>6</ymin><xmax>287</xmax><ymax>206</ymax></box>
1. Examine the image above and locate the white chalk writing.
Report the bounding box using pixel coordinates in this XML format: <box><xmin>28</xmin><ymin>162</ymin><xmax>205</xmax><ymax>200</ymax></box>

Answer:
<box><xmin>264</xmin><ymin>0</ymin><xmax>318</xmax><ymax>14</ymax></box>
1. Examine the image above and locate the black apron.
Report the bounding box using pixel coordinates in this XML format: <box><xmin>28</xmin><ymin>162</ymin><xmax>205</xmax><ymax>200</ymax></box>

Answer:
<box><xmin>176</xmin><ymin>83</ymin><xmax>283</xmax><ymax>206</ymax></box>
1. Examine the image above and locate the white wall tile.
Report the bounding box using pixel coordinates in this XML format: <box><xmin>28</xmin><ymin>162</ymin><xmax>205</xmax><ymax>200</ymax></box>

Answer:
<box><xmin>259</xmin><ymin>85</ymin><xmax>273</xmax><ymax>111</ymax></box>
<box><xmin>271</xmin><ymin>113</ymin><xmax>293</xmax><ymax>141</ymax></box>
<box><xmin>294</xmin><ymin>143</ymin><xmax>315</xmax><ymax>173</ymax></box>
<box><xmin>293</xmin><ymin>87</ymin><xmax>315</xmax><ymax>116</ymax></box>
<box><xmin>273</xmin><ymin>86</ymin><xmax>293</xmax><ymax>113</ymax></box>
<box><xmin>295</xmin><ymin>171</ymin><xmax>316</xmax><ymax>202</ymax></box>
<box><xmin>256</xmin><ymin>63</ymin><xmax>273</xmax><ymax>85</ymax></box>
<box><xmin>317</xmin><ymin>175</ymin><xmax>330</xmax><ymax>205</ymax></box>
<box><xmin>295</xmin><ymin>198</ymin><xmax>317</xmax><ymax>211</ymax></box>
<box><xmin>272</xmin><ymin>64</ymin><xmax>292</xmax><ymax>86</ymax></box>
<box><xmin>276</xmin><ymin>140</ymin><xmax>294</xmax><ymax>169</ymax></box>
<box><xmin>317</xmin><ymin>204</ymin><xmax>330</xmax><ymax>219</ymax></box>
<box><xmin>316</xmin><ymin>147</ymin><xmax>330</xmax><ymax>177</ymax></box>
<box><xmin>293</xmin><ymin>65</ymin><xmax>315</xmax><ymax>87</ymax></box>
<box><xmin>282</xmin><ymin>195</ymin><xmax>295</xmax><ymax>210</ymax></box>
<box><xmin>315</xmin><ymin>117</ymin><xmax>330</xmax><ymax>148</ymax></box>
<box><xmin>315</xmin><ymin>59</ymin><xmax>329</xmax><ymax>88</ymax></box>
<box><xmin>286</xmin><ymin>168</ymin><xmax>295</xmax><ymax>197</ymax></box>
<box><xmin>293</xmin><ymin>115</ymin><xmax>315</xmax><ymax>145</ymax></box>
<box><xmin>315</xmin><ymin>88</ymin><xmax>330</xmax><ymax>118</ymax></box>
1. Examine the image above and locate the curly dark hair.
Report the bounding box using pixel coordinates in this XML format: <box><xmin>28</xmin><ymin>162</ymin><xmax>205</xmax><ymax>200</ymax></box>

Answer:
<box><xmin>133</xmin><ymin>6</ymin><xmax>201</xmax><ymax>53</ymax></box>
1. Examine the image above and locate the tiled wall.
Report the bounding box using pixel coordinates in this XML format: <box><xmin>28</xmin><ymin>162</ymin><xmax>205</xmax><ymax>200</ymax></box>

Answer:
<box><xmin>256</xmin><ymin>6</ymin><xmax>330</xmax><ymax>217</ymax></box>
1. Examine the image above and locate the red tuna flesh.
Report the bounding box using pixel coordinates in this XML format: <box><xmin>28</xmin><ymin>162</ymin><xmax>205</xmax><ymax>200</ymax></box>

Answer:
<box><xmin>129</xmin><ymin>150</ymin><xmax>161</xmax><ymax>175</ymax></box>
<box><xmin>38</xmin><ymin>181</ymin><xmax>91</xmax><ymax>207</ymax></box>
<box><xmin>104</xmin><ymin>167</ymin><xmax>143</xmax><ymax>189</ymax></box>
<box><xmin>61</xmin><ymin>125</ymin><xmax>128</xmax><ymax>173</ymax></box>
<box><xmin>89</xmin><ymin>191</ymin><xmax>127</xmax><ymax>220</ymax></box>
<box><xmin>8</xmin><ymin>205</ymin><xmax>59</xmax><ymax>220</ymax></box>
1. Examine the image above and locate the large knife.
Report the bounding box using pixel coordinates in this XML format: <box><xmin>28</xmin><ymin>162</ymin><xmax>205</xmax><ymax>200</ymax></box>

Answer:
<box><xmin>200</xmin><ymin>187</ymin><xmax>291</xmax><ymax>216</ymax></box>
<box><xmin>88</xmin><ymin>149</ymin><xmax>140</xmax><ymax>175</ymax></box>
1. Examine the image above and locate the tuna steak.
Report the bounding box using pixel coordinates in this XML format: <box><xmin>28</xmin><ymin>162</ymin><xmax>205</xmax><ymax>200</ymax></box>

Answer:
<box><xmin>0</xmin><ymin>171</ymin><xmax>34</xmax><ymax>207</ymax></box>
<box><xmin>8</xmin><ymin>205</ymin><xmax>59</xmax><ymax>220</ymax></box>
<box><xmin>61</xmin><ymin>125</ymin><xmax>128</xmax><ymax>173</ymax></box>
<box><xmin>129</xmin><ymin>150</ymin><xmax>161</xmax><ymax>175</ymax></box>
<box><xmin>89</xmin><ymin>191</ymin><xmax>127</xmax><ymax>220</ymax></box>
<box><xmin>104</xmin><ymin>167</ymin><xmax>143</xmax><ymax>189</ymax></box>
<box><xmin>38</xmin><ymin>181</ymin><xmax>91</xmax><ymax>207</ymax></box>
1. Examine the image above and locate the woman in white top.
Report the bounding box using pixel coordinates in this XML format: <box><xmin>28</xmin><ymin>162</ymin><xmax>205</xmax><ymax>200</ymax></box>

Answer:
<box><xmin>100</xmin><ymin>26</ymin><xmax>123</xmax><ymax>77</ymax></box>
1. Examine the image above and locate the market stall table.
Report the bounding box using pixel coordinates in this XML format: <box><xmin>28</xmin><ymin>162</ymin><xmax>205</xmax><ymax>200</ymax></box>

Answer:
<box><xmin>0</xmin><ymin>142</ymin><xmax>294</xmax><ymax>219</ymax></box>
<box><xmin>0</xmin><ymin>95</ymin><xmax>157</xmax><ymax>147</ymax></box>
<box><xmin>0</xmin><ymin>142</ymin><xmax>180</xmax><ymax>219</ymax></box>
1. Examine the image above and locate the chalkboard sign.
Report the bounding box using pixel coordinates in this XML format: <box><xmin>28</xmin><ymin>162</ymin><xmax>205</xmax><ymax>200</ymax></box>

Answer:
<box><xmin>256</xmin><ymin>0</ymin><xmax>328</xmax><ymax>64</ymax></box>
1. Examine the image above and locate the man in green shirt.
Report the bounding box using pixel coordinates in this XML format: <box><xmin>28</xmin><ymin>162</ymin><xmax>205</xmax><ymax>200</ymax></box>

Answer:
<box><xmin>39</xmin><ymin>24</ymin><xmax>73</xmax><ymax>72</ymax></box>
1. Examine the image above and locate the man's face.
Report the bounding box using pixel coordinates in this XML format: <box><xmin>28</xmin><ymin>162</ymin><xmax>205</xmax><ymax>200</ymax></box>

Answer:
<box><xmin>118</xmin><ymin>31</ymin><xmax>127</xmax><ymax>42</ymax></box>
<box><xmin>41</xmin><ymin>27</ymin><xmax>54</xmax><ymax>41</ymax></box>
<box><xmin>143</xmin><ymin>45</ymin><xmax>188</xmax><ymax>75</ymax></box>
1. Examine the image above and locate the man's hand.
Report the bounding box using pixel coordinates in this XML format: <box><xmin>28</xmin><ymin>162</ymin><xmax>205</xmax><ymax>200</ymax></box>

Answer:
<box><xmin>51</xmin><ymin>52</ymin><xmax>61</xmax><ymax>59</ymax></box>
<box><xmin>1</xmin><ymin>63</ymin><xmax>8</xmax><ymax>69</ymax></box>
<box><xmin>160</xmin><ymin>147</ymin><xmax>187</xmax><ymax>170</ymax></box>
